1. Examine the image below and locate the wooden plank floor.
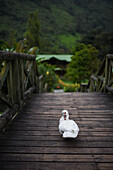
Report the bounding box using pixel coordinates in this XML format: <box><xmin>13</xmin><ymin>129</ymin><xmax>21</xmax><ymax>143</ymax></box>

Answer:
<box><xmin>0</xmin><ymin>92</ymin><xmax>113</xmax><ymax>170</ymax></box>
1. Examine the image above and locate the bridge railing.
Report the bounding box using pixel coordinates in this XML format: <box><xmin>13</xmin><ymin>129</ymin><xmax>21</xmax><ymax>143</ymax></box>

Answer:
<box><xmin>88</xmin><ymin>54</ymin><xmax>113</xmax><ymax>93</ymax></box>
<box><xmin>0</xmin><ymin>51</ymin><xmax>39</xmax><ymax>132</ymax></box>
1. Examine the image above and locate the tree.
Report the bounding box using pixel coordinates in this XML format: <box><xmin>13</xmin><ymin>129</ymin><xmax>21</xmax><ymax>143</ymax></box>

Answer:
<box><xmin>24</xmin><ymin>10</ymin><xmax>40</xmax><ymax>50</ymax></box>
<box><xmin>81</xmin><ymin>29</ymin><xmax>113</xmax><ymax>59</ymax></box>
<box><xmin>7</xmin><ymin>31</ymin><xmax>16</xmax><ymax>49</ymax></box>
<box><xmin>66</xmin><ymin>43</ymin><xmax>99</xmax><ymax>83</ymax></box>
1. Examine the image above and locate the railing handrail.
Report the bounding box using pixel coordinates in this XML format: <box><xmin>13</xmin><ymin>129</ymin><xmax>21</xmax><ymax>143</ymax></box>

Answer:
<box><xmin>0</xmin><ymin>51</ymin><xmax>35</xmax><ymax>60</ymax></box>
<box><xmin>106</xmin><ymin>54</ymin><xmax>113</xmax><ymax>59</ymax></box>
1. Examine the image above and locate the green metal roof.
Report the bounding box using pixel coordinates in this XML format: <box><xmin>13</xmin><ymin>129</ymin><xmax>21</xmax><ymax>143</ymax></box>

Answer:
<box><xmin>36</xmin><ymin>54</ymin><xmax>72</xmax><ymax>62</ymax></box>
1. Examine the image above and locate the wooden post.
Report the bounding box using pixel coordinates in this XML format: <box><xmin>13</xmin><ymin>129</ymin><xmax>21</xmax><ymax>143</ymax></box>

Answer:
<box><xmin>108</xmin><ymin>61</ymin><xmax>112</xmax><ymax>85</ymax></box>
<box><xmin>33</xmin><ymin>60</ymin><xmax>39</xmax><ymax>93</ymax></box>
<box><xmin>7</xmin><ymin>61</ymin><xmax>14</xmax><ymax>105</ymax></box>
<box><xmin>89</xmin><ymin>79</ymin><xmax>93</xmax><ymax>92</ymax></box>
<box><xmin>12</xmin><ymin>60</ymin><xmax>21</xmax><ymax>105</ymax></box>
<box><xmin>104</xmin><ymin>58</ymin><xmax>109</xmax><ymax>92</ymax></box>
<box><xmin>96</xmin><ymin>77</ymin><xmax>99</xmax><ymax>92</ymax></box>
<box><xmin>19</xmin><ymin>60</ymin><xmax>24</xmax><ymax>100</ymax></box>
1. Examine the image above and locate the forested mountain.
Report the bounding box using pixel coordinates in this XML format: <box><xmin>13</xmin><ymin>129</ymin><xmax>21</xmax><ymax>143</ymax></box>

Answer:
<box><xmin>0</xmin><ymin>0</ymin><xmax>113</xmax><ymax>53</ymax></box>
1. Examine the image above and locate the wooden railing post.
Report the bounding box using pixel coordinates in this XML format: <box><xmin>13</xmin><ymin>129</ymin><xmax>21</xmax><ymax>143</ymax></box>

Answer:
<box><xmin>19</xmin><ymin>60</ymin><xmax>24</xmax><ymax>100</ymax></box>
<box><xmin>96</xmin><ymin>77</ymin><xmax>99</xmax><ymax>92</ymax></box>
<box><xmin>39</xmin><ymin>75</ymin><xmax>42</xmax><ymax>93</ymax></box>
<box><xmin>33</xmin><ymin>60</ymin><xmax>39</xmax><ymax>93</ymax></box>
<box><xmin>12</xmin><ymin>60</ymin><xmax>21</xmax><ymax>105</ymax></box>
<box><xmin>89</xmin><ymin>79</ymin><xmax>93</xmax><ymax>92</ymax></box>
<box><xmin>108</xmin><ymin>61</ymin><xmax>112</xmax><ymax>85</ymax></box>
<box><xmin>104</xmin><ymin>58</ymin><xmax>109</xmax><ymax>92</ymax></box>
<box><xmin>7</xmin><ymin>61</ymin><xmax>14</xmax><ymax>106</ymax></box>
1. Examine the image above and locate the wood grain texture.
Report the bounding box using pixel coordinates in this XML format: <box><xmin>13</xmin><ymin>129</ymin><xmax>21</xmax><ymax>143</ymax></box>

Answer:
<box><xmin>0</xmin><ymin>92</ymin><xmax>113</xmax><ymax>170</ymax></box>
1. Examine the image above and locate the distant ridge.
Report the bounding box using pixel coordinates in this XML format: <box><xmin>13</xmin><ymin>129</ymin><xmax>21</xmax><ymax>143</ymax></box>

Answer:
<box><xmin>0</xmin><ymin>0</ymin><xmax>113</xmax><ymax>52</ymax></box>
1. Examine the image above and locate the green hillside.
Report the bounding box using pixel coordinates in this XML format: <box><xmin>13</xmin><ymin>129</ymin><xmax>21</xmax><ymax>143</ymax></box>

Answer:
<box><xmin>0</xmin><ymin>0</ymin><xmax>113</xmax><ymax>53</ymax></box>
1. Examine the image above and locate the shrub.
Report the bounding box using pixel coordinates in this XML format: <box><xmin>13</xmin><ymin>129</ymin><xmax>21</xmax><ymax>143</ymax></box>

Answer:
<box><xmin>38</xmin><ymin>63</ymin><xmax>58</xmax><ymax>92</ymax></box>
<box><xmin>64</xmin><ymin>86</ymin><xmax>77</xmax><ymax>92</ymax></box>
<box><xmin>58</xmin><ymin>79</ymin><xmax>80</xmax><ymax>92</ymax></box>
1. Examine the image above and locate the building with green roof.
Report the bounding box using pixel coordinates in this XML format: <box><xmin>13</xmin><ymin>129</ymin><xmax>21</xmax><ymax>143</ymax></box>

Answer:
<box><xmin>36</xmin><ymin>54</ymin><xmax>72</xmax><ymax>62</ymax></box>
<box><xmin>36</xmin><ymin>54</ymin><xmax>72</xmax><ymax>76</ymax></box>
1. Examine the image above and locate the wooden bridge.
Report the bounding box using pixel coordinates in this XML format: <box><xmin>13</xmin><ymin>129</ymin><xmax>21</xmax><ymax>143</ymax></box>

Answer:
<box><xmin>0</xmin><ymin>51</ymin><xmax>113</xmax><ymax>170</ymax></box>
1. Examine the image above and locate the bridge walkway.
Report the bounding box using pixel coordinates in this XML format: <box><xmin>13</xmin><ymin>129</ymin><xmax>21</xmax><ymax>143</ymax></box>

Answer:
<box><xmin>0</xmin><ymin>92</ymin><xmax>113</xmax><ymax>170</ymax></box>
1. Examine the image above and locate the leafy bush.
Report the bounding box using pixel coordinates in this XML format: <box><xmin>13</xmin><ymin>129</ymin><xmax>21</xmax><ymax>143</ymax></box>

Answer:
<box><xmin>38</xmin><ymin>63</ymin><xmax>58</xmax><ymax>92</ymax></box>
<box><xmin>64</xmin><ymin>86</ymin><xmax>76</xmax><ymax>92</ymax></box>
<box><xmin>58</xmin><ymin>79</ymin><xmax>80</xmax><ymax>92</ymax></box>
<box><xmin>52</xmin><ymin>82</ymin><xmax>64</xmax><ymax>89</ymax></box>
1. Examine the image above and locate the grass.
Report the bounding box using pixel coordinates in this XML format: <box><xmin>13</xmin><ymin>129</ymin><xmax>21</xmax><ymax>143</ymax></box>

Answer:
<box><xmin>61</xmin><ymin>79</ymin><xmax>74</xmax><ymax>84</ymax></box>
<box><xmin>58</xmin><ymin>33</ymin><xmax>81</xmax><ymax>49</ymax></box>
